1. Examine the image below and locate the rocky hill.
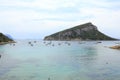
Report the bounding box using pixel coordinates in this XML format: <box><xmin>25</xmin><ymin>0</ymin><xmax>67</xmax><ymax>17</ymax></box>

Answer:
<box><xmin>0</xmin><ymin>33</ymin><xmax>14</xmax><ymax>44</ymax></box>
<box><xmin>44</xmin><ymin>22</ymin><xmax>116</xmax><ymax>41</ymax></box>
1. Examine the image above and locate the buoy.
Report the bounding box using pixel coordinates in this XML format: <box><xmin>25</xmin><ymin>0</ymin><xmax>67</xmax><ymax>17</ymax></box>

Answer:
<box><xmin>34</xmin><ymin>41</ymin><xmax>36</xmax><ymax>43</ymax></box>
<box><xmin>52</xmin><ymin>44</ymin><xmax>54</xmax><ymax>46</ymax></box>
<box><xmin>28</xmin><ymin>42</ymin><xmax>31</xmax><ymax>44</ymax></box>
<box><xmin>58</xmin><ymin>43</ymin><xmax>61</xmax><ymax>45</ymax></box>
<box><xmin>13</xmin><ymin>44</ymin><xmax>15</xmax><ymax>46</ymax></box>
<box><xmin>106</xmin><ymin>62</ymin><xmax>108</xmax><ymax>64</ymax></box>
<box><xmin>31</xmin><ymin>44</ymin><xmax>33</xmax><ymax>46</ymax></box>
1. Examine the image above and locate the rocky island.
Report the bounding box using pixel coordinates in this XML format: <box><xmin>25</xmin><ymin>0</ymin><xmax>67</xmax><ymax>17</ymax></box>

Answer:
<box><xmin>44</xmin><ymin>22</ymin><xmax>116</xmax><ymax>41</ymax></box>
<box><xmin>0</xmin><ymin>32</ymin><xmax>14</xmax><ymax>45</ymax></box>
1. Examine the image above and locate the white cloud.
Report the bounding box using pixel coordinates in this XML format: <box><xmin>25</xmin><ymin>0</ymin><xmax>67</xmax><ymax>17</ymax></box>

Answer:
<box><xmin>0</xmin><ymin>0</ymin><xmax>120</xmax><ymax>39</ymax></box>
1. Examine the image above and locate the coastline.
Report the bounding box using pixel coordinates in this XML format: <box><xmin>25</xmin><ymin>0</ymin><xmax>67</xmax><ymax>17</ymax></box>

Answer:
<box><xmin>0</xmin><ymin>41</ymin><xmax>16</xmax><ymax>45</ymax></box>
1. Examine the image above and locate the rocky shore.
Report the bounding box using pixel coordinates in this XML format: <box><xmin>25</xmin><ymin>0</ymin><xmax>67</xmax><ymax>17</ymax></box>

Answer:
<box><xmin>110</xmin><ymin>45</ymin><xmax>120</xmax><ymax>50</ymax></box>
<box><xmin>0</xmin><ymin>32</ymin><xmax>15</xmax><ymax>45</ymax></box>
<box><xmin>0</xmin><ymin>41</ymin><xmax>16</xmax><ymax>45</ymax></box>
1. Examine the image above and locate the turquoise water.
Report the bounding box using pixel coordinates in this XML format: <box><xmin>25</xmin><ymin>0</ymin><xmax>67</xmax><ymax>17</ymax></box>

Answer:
<box><xmin>0</xmin><ymin>40</ymin><xmax>120</xmax><ymax>80</ymax></box>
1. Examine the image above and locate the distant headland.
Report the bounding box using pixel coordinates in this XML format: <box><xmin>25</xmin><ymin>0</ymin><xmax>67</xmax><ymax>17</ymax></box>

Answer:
<box><xmin>0</xmin><ymin>33</ymin><xmax>15</xmax><ymax>45</ymax></box>
<box><xmin>44</xmin><ymin>22</ymin><xmax>117</xmax><ymax>41</ymax></box>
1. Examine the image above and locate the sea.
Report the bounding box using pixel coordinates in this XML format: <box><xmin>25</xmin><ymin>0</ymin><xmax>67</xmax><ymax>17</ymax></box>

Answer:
<box><xmin>0</xmin><ymin>40</ymin><xmax>120</xmax><ymax>80</ymax></box>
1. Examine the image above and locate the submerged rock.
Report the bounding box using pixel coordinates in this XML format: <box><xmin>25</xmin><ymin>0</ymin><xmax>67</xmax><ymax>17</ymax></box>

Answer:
<box><xmin>44</xmin><ymin>22</ymin><xmax>116</xmax><ymax>41</ymax></box>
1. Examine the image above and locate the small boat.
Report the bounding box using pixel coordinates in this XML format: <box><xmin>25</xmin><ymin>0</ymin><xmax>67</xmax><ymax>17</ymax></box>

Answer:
<box><xmin>97</xmin><ymin>41</ymin><xmax>102</xmax><ymax>43</ymax></box>
<box><xmin>34</xmin><ymin>41</ymin><xmax>37</xmax><ymax>43</ymax></box>
<box><xmin>28</xmin><ymin>42</ymin><xmax>31</xmax><ymax>44</ymax></box>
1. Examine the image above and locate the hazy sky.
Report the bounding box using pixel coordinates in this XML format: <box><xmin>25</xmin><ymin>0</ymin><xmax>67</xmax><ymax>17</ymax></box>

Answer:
<box><xmin>0</xmin><ymin>0</ymin><xmax>120</xmax><ymax>39</ymax></box>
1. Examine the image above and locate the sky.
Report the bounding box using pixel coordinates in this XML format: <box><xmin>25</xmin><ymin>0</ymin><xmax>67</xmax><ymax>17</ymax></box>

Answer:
<box><xmin>0</xmin><ymin>0</ymin><xmax>120</xmax><ymax>39</ymax></box>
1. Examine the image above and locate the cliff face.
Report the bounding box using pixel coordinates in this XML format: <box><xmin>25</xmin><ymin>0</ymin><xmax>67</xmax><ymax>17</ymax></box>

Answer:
<box><xmin>44</xmin><ymin>22</ymin><xmax>116</xmax><ymax>41</ymax></box>
<box><xmin>0</xmin><ymin>33</ymin><xmax>14</xmax><ymax>44</ymax></box>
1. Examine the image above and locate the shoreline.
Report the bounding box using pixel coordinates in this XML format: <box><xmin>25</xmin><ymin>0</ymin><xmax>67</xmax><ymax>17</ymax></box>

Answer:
<box><xmin>43</xmin><ymin>39</ymin><xmax>119</xmax><ymax>41</ymax></box>
<box><xmin>0</xmin><ymin>41</ymin><xmax>16</xmax><ymax>45</ymax></box>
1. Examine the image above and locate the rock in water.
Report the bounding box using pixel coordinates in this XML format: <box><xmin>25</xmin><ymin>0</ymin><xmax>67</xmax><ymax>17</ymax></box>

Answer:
<box><xmin>0</xmin><ymin>33</ymin><xmax>14</xmax><ymax>45</ymax></box>
<box><xmin>44</xmin><ymin>22</ymin><xmax>116</xmax><ymax>41</ymax></box>
<box><xmin>110</xmin><ymin>45</ymin><xmax>120</xmax><ymax>50</ymax></box>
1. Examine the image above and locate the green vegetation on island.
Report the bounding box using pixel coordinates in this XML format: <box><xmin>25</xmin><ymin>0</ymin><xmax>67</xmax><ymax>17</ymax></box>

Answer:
<box><xmin>0</xmin><ymin>33</ymin><xmax>15</xmax><ymax>45</ymax></box>
<box><xmin>44</xmin><ymin>22</ymin><xmax>117</xmax><ymax>41</ymax></box>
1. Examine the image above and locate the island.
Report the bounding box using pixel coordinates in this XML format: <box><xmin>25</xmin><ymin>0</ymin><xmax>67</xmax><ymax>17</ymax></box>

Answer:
<box><xmin>44</xmin><ymin>22</ymin><xmax>116</xmax><ymax>41</ymax></box>
<box><xmin>0</xmin><ymin>33</ymin><xmax>15</xmax><ymax>45</ymax></box>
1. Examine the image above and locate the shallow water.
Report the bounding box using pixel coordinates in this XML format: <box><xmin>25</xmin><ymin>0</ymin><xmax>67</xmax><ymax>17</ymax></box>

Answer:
<box><xmin>0</xmin><ymin>40</ymin><xmax>120</xmax><ymax>80</ymax></box>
